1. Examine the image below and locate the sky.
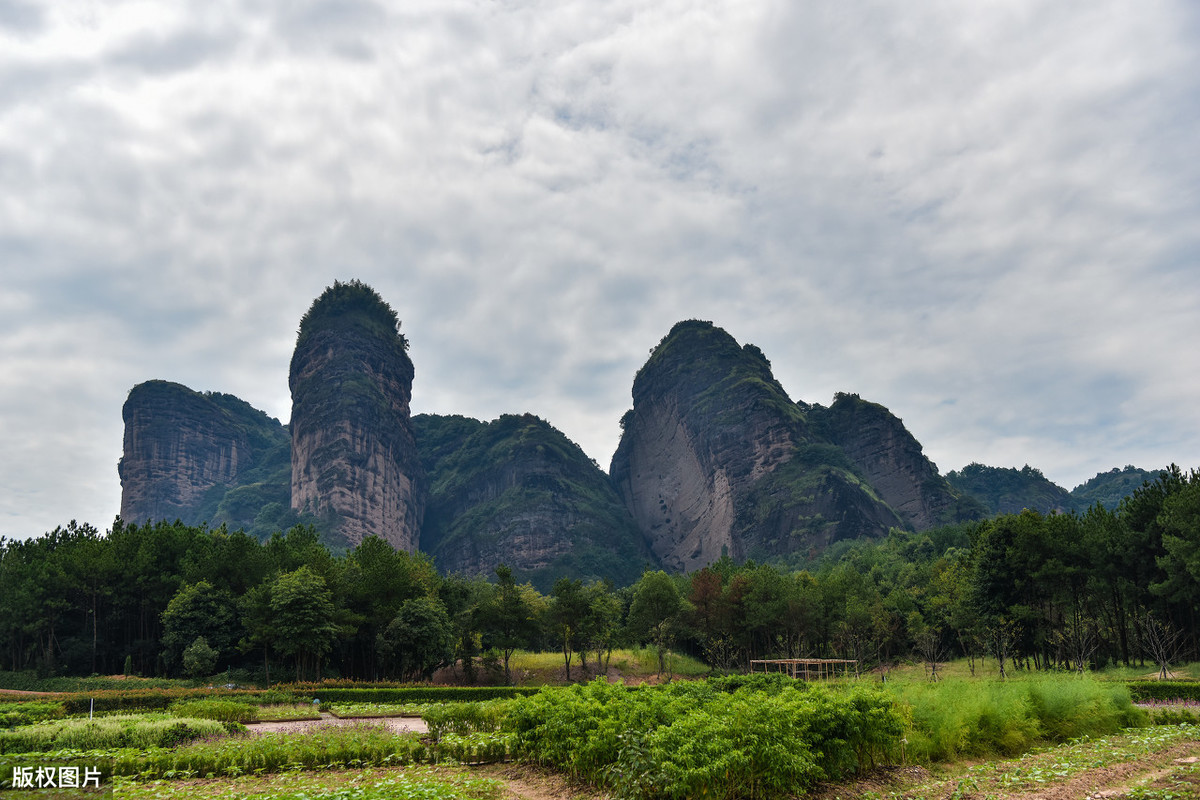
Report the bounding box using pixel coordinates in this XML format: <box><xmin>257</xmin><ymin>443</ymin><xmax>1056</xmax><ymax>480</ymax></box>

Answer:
<box><xmin>2</xmin><ymin>0</ymin><xmax>1199</xmax><ymax>540</ymax></box>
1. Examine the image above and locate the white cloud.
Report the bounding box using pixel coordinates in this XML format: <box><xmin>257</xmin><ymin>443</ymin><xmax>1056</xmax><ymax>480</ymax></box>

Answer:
<box><xmin>1</xmin><ymin>0</ymin><xmax>1198</xmax><ymax>537</ymax></box>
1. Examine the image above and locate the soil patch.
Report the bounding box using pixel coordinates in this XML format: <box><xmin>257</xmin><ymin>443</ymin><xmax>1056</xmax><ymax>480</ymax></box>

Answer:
<box><xmin>473</xmin><ymin>763</ymin><xmax>602</xmax><ymax>800</ymax></box>
<box><xmin>246</xmin><ymin>712</ymin><xmax>428</xmax><ymax>735</ymax></box>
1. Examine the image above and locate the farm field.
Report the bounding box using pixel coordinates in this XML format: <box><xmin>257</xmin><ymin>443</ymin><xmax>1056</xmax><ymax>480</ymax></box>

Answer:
<box><xmin>4</xmin><ymin>664</ymin><xmax>1200</xmax><ymax>798</ymax></box>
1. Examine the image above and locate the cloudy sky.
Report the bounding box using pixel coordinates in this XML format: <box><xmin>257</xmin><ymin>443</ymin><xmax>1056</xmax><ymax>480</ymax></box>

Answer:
<box><xmin>2</xmin><ymin>0</ymin><xmax>1198</xmax><ymax>539</ymax></box>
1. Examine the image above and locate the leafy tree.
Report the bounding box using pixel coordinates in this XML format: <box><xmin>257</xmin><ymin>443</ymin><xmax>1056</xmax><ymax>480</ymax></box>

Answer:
<box><xmin>479</xmin><ymin>565</ymin><xmax>540</xmax><ymax>684</ymax></box>
<box><xmin>160</xmin><ymin>581</ymin><xmax>237</xmax><ymax>674</ymax></box>
<box><xmin>376</xmin><ymin>596</ymin><xmax>455</xmax><ymax>680</ymax></box>
<box><xmin>270</xmin><ymin>566</ymin><xmax>339</xmax><ymax>681</ymax></box>
<box><xmin>629</xmin><ymin>571</ymin><xmax>686</xmax><ymax>675</ymax></box>
<box><xmin>550</xmin><ymin>578</ymin><xmax>588</xmax><ymax>681</ymax></box>
<box><xmin>182</xmin><ymin>636</ymin><xmax>218</xmax><ymax>679</ymax></box>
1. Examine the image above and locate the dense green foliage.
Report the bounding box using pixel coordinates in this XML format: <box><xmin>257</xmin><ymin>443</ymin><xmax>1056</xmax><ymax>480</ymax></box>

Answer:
<box><xmin>295</xmin><ymin>279</ymin><xmax>407</xmax><ymax>353</ymax></box>
<box><xmin>306</xmin><ymin>687</ymin><xmax>540</xmax><ymax>703</ymax></box>
<box><xmin>892</xmin><ymin>678</ymin><xmax>1143</xmax><ymax>761</ymax></box>
<box><xmin>112</xmin><ymin>724</ymin><xmax>428</xmax><ymax>779</ymax></box>
<box><xmin>1071</xmin><ymin>466</ymin><xmax>1159</xmax><ymax>510</ymax></box>
<box><xmin>167</xmin><ymin>698</ymin><xmax>260</xmax><ymax>724</ymax></box>
<box><xmin>0</xmin><ymin>701</ymin><xmax>64</xmax><ymax>729</ymax></box>
<box><xmin>6</xmin><ymin>464</ymin><xmax>1200</xmax><ymax>681</ymax></box>
<box><xmin>505</xmin><ymin>678</ymin><xmax>903</xmax><ymax>799</ymax></box>
<box><xmin>946</xmin><ymin>463</ymin><xmax>1078</xmax><ymax>515</ymax></box>
<box><xmin>416</xmin><ymin>412</ymin><xmax>652</xmax><ymax>590</ymax></box>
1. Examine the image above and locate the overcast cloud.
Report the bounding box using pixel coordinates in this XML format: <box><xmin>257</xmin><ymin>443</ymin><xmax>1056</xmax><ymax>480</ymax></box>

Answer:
<box><xmin>2</xmin><ymin>0</ymin><xmax>1198</xmax><ymax>539</ymax></box>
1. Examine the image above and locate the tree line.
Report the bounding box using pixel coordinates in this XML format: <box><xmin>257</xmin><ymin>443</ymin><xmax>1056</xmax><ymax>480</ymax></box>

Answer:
<box><xmin>3</xmin><ymin>465</ymin><xmax>1199</xmax><ymax>682</ymax></box>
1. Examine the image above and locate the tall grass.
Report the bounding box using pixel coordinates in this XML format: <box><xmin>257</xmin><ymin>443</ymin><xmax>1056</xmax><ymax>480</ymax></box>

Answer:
<box><xmin>114</xmin><ymin>723</ymin><xmax>428</xmax><ymax>779</ymax></box>
<box><xmin>891</xmin><ymin>676</ymin><xmax>1146</xmax><ymax>762</ymax></box>
<box><xmin>0</xmin><ymin>701</ymin><xmax>65</xmax><ymax>729</ymax></box>
<box><xmin>0</xmin><ymin>715</ymin><xmax>233</xmax><ymax>753</ymax></box>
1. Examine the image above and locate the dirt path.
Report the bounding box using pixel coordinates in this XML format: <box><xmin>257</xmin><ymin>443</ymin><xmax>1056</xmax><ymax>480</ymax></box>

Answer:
<box><xmin>813</xmin><ymin>729</ymin><xmax>1200</xmax><ymax>800</ymax></box>
<box><xmin>246</xmin><ymin>712</ymin><xmax>428</xmax><ymax>735</ymax></box>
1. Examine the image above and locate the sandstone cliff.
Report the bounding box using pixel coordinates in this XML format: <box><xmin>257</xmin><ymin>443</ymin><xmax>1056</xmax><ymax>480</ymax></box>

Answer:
<box><xmin>119</xmin><ymin>380</ymin><xmax>290</xmax><ymax>529</ymax></box>
<box><xmin>610</xmin><ymin>320</ymin><xmax>904</xmax><ymax>571</ymax></box>
<box><xmin>812</xmin><ymin>393</ymin><xmax>984</xmax><ymax>528</ymax></box>
<box><xmin>415</xmin><ymin>413</ymin><xmax>650</xmax><ymax>590</ymax></box>
<box><xmin>289</xmin><ymin>281</ymin><xmax>425</xmax><ymax>551</ymax></box>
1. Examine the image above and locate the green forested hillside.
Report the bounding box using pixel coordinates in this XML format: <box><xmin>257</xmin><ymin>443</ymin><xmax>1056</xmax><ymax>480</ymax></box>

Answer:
<box><xmin>415</xmin><ymin>412</ymin><xmax>651</xmax><ymax>590</ymax></box>
<box><xmin>945</xmin><ymin>463</ymin><xmax>1077</xmax><ymax>515</ymax></box>
<box><xmin>1071</xmin><ymin>465</ymin><xmax>1158</xmax><ymax>510</ymax></box>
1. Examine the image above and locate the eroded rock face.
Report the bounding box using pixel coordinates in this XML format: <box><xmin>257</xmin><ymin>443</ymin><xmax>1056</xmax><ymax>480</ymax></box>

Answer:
<box><xmin>815</xmin><ymin>393</ymin><xmax>980</xmax><ymax>529</ymax></box>
<box><xmin>119</xmin><ymin>380</ymin><xmax>289</xmax><ymax>527</ymax></box>
<box><xmin>288</xmin><ymin>281</ymin><xmax>425</xmax><ymax>551</ymax></box>
<box><xmin>415</xmin><ymin>413</ymin><xmax>649</xmax><ymax>591</ymax></box>
<box><xmin>610</xmin><ymin>320</ymin><xmax>902</xmax><ymax>571</ymax></box>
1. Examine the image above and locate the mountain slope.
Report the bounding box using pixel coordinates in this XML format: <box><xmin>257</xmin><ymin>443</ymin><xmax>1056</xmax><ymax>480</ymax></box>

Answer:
<box><xmin>416</xmin><ymin>413</ymin><xmax>651</xmax><ymax>590</ymax></box>
<box><xmin>610</xmin><ymin>320</ymin><xmax>907</xmax><ymax>571</ymax></box>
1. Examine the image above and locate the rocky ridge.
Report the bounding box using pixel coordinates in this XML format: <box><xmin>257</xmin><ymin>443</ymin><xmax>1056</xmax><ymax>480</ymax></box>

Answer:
<box><xmin>119</xmin><ymin>380</ymin><xmax>290</xmax><ymax>530</ymax></box>
<box><xmin>813</xmin><ymin>393</ymin><xmax>985</xmax><ymax>529</ymax></box>
<box><xmin>288</xmin><ymin>281</ymin><xmax>425</xmax><ymax>551</ymax></box>
<box><xmin>610</xmin><ymin>320</ymin><xmax>909</xmax><ymax>571</ymax></box>
<box><xmin>121</xmin><ymin>286</ymin><xmax>1159</xmax><ymax>581</ymax></box>
<box><xmin>415</xmin><ymin>413</ymin><xmax>650</xmax><ymax>590</ymax></box>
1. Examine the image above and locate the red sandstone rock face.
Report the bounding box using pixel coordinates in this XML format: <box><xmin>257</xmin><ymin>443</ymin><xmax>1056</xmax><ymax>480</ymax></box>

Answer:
<box><xmin>118</xmin><ymin>380</ymin><xmax>289</xmax><ymax>526</ymax></box>
<box><xmin>288</xmin><ymin>283</ymin><xmax>425</xmax><ymax>552</ymax></box>
<box><xmin>817</xmin><ymin>393</ymin><xmax>970</xmax><ymax>530</ymax></box>
<box><xmin>611</xmin><ymin>321</ymin><xmax>915</xmax><ymax>571</ymax></box>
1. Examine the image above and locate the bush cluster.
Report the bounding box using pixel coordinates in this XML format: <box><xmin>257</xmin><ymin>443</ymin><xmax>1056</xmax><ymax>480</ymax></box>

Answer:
<box><xmin>168</xmin><ymin>699</ymin><xmax>259</xmax><ymax>724</ymax></box>
<box><xmin>0</xmin><ymin>701</ymin><xmax>65</xmax><ymax>729</ymax></box>
<box><xmin>308</xmin><ymin>686</ymin><xmax>539</xmax><ymax>704</ymax></box>
<box><xmin>504</xmin><ymin>678</ymin><xmax>903</xmax><ymax>800</ymax></box>
<box><xmin>1127</xmin><ymin>680</ymin><xmax>1200</xmax><ymax>703</ymax></box>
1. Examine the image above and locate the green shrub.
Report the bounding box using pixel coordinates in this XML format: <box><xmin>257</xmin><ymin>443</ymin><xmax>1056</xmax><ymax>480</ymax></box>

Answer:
<box><xmin>893</xmin><ymin>677</ymin><xmax>1146</xmax><ymax>763</ymax></box>
<box><xmin>504</xmin><ymin>678</ymin><xmax>903</xmax><ymax>799</ymax></box>
<box><xmin>57</xmin><ymin>687</ymin><xmax>305</xmax><ymax>715</ymax></box>
<box><xmin>437</xmin><ymin>731</ymin><xmax>514</xmax><ymax>765</ymax></box>
<box><xmin>1149</xmin><ymin>707</ymin><xmax>1200</xmax><ymax>725</ymax></box>
<box><xmin>1128</xmin><ymin>681</ymin><xmax>1200</xmax><ymax>703</ymax></box>
<box><xmin>423</xmin><ymin>701</ymin><xmax>511</xmax><ymax>740</ymax></box>
<box><xmin>304</xmin><ymin>686</ymin><xmax>540</xmax><ymax>703</ymax></box>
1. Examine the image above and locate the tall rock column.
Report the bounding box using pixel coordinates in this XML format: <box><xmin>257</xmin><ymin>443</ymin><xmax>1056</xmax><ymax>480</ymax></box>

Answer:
<box><xmin>289</xmin><ymin>280</ymin><xmax>425</xmax><ymax>551</ymax></box>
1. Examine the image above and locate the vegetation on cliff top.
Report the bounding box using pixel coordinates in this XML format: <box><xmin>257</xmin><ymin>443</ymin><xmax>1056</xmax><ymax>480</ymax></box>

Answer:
<box><xmin>635</xmin><ymin>319</ymin><xmax>806</xmax><ymax>429</ymax></box>
<box><xmin>295</xmin><ymin>279</ymin><xmax>407</xmax><ymax>352</ymax></box>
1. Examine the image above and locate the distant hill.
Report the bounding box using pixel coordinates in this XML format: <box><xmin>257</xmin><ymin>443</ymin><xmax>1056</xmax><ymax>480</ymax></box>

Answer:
<box><xmin>1071</xmin><ymin>466</ymin><xmax>1160</xmax><ymax>510</ymax></box>
<box><xmin>945</xmin><ymin>463</ymin><xmax>1160</xmax><ymax>516</ymax></box>
<box><xmin>945</xmin><ymin>463</ymin><xmax>1077</xmax><ymax>516</ymax></box>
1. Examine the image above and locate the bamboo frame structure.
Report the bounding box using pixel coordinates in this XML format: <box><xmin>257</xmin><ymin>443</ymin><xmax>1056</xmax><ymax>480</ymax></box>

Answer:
<box><xmin>748</xmin><ymin>658</ymin><xmax>857</xmax><ymax>680</ymax></box>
